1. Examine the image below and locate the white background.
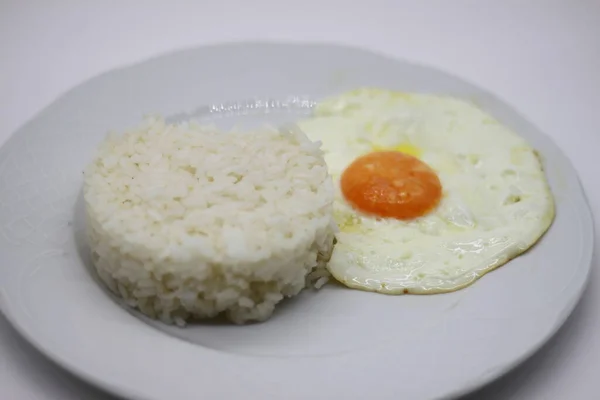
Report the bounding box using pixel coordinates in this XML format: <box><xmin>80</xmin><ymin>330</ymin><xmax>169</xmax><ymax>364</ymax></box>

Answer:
<box><xmin>1</xmin><ymin>1</ymin><xmax>599</xmax><ymax>399</ymax></box>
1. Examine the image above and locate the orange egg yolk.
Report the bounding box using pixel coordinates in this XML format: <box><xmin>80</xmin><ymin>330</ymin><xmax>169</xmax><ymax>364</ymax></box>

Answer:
<box><xmin>340</xmin><ymin>151</ymin><xmax>442</xmax><ymax>220</ymax></box>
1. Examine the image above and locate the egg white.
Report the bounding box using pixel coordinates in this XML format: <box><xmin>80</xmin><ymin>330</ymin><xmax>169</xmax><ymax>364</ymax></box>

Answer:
<box><xmin>298</xmin><ymin>88</ymin><xmax>555</xmax><ymax>294</ymax></box>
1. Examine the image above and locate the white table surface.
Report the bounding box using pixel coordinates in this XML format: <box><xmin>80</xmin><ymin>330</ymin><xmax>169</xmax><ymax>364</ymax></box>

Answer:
<box><xmin>1</xmin><ymin>1</ymin><xmax>599</xmax><ymax>399</ymax></box>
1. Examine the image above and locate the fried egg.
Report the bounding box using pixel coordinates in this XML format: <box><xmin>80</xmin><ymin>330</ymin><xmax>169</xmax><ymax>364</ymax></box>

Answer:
<box><xmin>298</xmin><ymin>88</ymin><xmax>555</xmax><ymax>294</ymax></box>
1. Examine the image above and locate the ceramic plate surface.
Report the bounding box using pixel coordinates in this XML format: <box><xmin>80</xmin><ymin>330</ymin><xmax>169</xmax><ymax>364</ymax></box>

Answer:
<box><xmin>0</xmin><ymin>42</ymin><xmax>593</xmax><ymax>400</ymax></box>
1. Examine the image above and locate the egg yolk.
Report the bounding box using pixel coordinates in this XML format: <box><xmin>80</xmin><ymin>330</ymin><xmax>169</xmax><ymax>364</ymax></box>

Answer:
<box><xmin>340</xmin><ymin>151</ymin><xmax>442</xmax><ymax>220</ymax></box>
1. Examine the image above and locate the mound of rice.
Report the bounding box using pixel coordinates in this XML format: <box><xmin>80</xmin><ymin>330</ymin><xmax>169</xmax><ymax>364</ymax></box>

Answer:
<box><xmin>84</xmin><ymin>117</ymin><xmax>336</xmax><ymax>325</ymax></box>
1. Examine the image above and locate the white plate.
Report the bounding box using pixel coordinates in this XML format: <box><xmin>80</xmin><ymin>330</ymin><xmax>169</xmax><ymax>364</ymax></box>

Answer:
<box><xmin>0</xmin><ymin>42</ymin><xmax>593</xmax><ymax>400</ymax></box>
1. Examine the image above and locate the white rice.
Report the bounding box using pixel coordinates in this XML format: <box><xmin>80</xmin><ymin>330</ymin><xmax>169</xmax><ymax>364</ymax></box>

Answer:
<box><xmin>84</xmin><ymin>116</ymin><xmax>336</xmax><ymax>324</ymax></box>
